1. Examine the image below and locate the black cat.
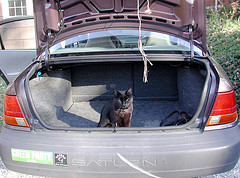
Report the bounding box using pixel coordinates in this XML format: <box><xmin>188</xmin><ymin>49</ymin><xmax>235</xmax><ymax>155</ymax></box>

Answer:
<box><xmin>98</xmin><ymin>88</ymin><xmax>133</xmax><ymax>127</ymax></box>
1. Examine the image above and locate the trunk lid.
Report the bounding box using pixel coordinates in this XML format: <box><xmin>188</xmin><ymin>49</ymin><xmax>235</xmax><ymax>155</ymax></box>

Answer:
<box><xmin>33</xmin><ymin>0</ymin><xmax>206</xmax><ymax>55</ymax></box>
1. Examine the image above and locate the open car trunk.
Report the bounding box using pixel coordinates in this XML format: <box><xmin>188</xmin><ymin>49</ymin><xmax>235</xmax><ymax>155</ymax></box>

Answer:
<box><xmin>29</xmin><ymin>61</ymin><xmax>206</xmax><ymax>128</ymax></box>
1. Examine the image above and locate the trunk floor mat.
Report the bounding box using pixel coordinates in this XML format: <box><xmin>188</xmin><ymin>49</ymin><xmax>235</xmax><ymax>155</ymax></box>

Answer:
<box><xmin>47</xmin><ymin>100</ymin><xmax>181</xmax><ymax>128</ymax></box>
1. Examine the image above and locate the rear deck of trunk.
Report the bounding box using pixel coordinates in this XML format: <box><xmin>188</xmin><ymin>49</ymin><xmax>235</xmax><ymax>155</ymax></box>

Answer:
<box><xmin>29</xmin><ymin>61</ymin><xmax>206</xmax><ymax>128</ymax></box>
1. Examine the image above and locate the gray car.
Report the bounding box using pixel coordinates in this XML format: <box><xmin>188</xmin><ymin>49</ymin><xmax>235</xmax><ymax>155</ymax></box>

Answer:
<box><xmin>0</xmin><ymin>0</ymin><xmax>239</xmax><ymax>178</ymax></box>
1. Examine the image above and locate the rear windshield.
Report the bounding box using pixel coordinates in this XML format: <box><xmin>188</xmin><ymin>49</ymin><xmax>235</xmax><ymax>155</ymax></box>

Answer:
<box><xmin>50</xmin><ymin>30</ymin><xmax>202</xmax><ymax>55</ymax></box>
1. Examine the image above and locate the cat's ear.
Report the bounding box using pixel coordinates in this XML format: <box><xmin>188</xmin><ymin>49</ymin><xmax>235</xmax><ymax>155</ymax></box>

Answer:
<box><xmin>113</xmin><ymin>88</ymin><xmax>121</xmax><ymax>98</ymax></box>
<box><xmin>126</xmin><ymin>88</ymin><xmax>132</xmax><ymax>96</ymax></box>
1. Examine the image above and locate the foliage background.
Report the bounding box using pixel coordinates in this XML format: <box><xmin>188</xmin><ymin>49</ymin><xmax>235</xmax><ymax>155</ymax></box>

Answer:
<box><xmin>206</xmin><ymin>6</ymin><xmax>240</xmax><ymax>113</ymax></box>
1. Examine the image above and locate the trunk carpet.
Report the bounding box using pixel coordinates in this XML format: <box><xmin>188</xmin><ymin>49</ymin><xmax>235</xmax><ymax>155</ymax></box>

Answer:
<box><xmin>46</xmin><ymin>100</ymin><xmax>180</xmax><ymax>127</ymax></box>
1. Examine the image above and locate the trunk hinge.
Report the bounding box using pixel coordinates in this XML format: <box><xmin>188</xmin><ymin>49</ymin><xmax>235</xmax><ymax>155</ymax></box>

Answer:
<box><xmin>44</xmin><ymin>30</ymin><xmax>52</xmax><ymax>71</ymax></box>
<box><xmin>189</xmin><ymin>24</ymin><xmax>194</xmax><ymax>61</ymax></box>
<box><xmin>43</xmin><ymin>2</ymin><xmax>64</xmax><ymax>71</ymax></box>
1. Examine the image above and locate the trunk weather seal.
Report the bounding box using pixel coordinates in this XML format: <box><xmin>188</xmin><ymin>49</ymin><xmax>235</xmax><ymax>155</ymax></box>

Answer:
<box><xmin>49</xmin><ymin>53</ymin><xmax>195</xmax><ymax>66</ymax></box>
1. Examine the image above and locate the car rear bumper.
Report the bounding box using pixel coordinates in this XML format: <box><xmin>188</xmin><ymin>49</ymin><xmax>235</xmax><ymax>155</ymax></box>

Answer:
<box><xmin>1</xmin><ymin>125</ymin><xmax>240</xmax><ymax>178</ymax></box>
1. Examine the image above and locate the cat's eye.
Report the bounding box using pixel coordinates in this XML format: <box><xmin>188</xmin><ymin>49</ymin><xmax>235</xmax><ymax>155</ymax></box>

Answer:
<box><xmin>124</xmin><ymin>97</ymin><xmax>129</xmax><ymax>101</ymax></box>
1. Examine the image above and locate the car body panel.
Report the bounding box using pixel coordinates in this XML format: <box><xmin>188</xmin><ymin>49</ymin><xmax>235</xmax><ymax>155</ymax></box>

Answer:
<box><xmin>1</xmin><ymin>125</ymin><xmax>240</xmax><ymax>178</ymax></box>
<box><xmin>0</xmin><ymin>50</ymin><xmax>36</xmax><ymax>83</ymax></box>
<box><xmin>0</xmin><ymin>1</ymin><xmax>239</xmax><ymax>178</ymax></box>
<box><xmin>33</xmin><ymin>0</ymin><xmax>206</xmax><ymax>55</ymax></box>
<box><xmin>0</xmin><ymin>17</ymin><xmax>36</xmax><ymax>83</ymax></box>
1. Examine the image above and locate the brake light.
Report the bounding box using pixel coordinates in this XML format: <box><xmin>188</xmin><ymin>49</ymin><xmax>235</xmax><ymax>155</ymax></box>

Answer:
<box><xmin>3</xmin><ymin>95</ymin><xmax>29</xmax><ymax>127</ymax></box>
<box><xmin>206</xmin><ymin>90</ymin><xmax>237</xmax><ymax>126</ymax></box>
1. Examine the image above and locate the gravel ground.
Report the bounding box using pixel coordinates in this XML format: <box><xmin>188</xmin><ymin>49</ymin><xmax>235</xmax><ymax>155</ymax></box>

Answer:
<box><xmin>1</xmin><ymin>156</ymin><xmax>240</xmax><ymax>178</ymax></box>
<box><xmin>0</xmin><ymin>156</ymin><xmax>47</xmax><ymax>178</ymax></box>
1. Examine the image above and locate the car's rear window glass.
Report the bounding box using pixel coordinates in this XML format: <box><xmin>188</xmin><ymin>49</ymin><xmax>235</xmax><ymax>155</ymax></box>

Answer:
<box><xmin>50</xmin><ymin>30</ymin><xmax>202</xmax><ymax>55</ymax></box>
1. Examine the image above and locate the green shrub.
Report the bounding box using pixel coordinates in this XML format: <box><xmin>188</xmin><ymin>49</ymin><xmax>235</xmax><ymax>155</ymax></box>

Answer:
<box><xmin>207</xmin><ymin>9</ymin><xmax>240</xmax><ymax>112</ymax></box>
<box><xmin>217</xmin><ymin>0</ymin><xmax>240</xmax><ymax>20</ymax></box>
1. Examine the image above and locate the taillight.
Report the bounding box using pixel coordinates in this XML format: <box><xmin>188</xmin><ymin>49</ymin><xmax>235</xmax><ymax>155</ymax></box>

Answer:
<box><xmin>3</xmin><ymin>95</ymin><xmax>29</xmax><ymax>127</ymax></box>
<box><xmin>206</xmin><ymin>90</ymin><xmax>238</xmax><ymax>126</ymax></box>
